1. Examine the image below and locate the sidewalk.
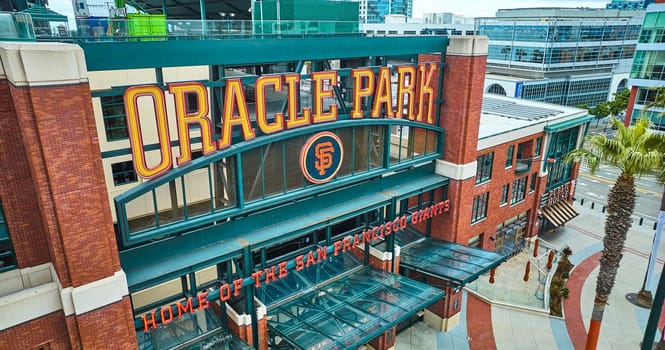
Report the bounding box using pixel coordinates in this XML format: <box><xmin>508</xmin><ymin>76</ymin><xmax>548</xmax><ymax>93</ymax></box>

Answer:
<box><xmin>395</xmin><ymin>199</ymin><xmax>663</xmax><ymax>350</ymax></box>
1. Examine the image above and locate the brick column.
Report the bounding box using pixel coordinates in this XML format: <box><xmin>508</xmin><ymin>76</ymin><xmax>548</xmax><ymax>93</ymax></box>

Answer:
<box><xmin>0</xmin><ymin>42</ymin><xmax>136</xmax><ymax>349</ymax></box>
<box><xmin>419</xmin><ymin>36</ymin><xmax>489</xmax><ymax>332</ymax></box>
<box><xmin>225</xmin><ymin>300</ymin><xmax>268</xmax><ymax>350</ymax></box>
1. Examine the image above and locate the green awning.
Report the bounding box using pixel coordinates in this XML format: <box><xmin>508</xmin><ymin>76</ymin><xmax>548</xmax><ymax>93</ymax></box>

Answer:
<box><xmin>21</xmin><ymin>5</ymin><xmax>67</xmax><ymax>22</ymax></box>
<box><xmin>400</xmin><ymin>235</ymin><xmax>508</xmax><ymax>286</ymax></box>
<box><xmin>260</xmin><ymin>255</ymin><xmax>444</xmax><ymax>350</ymax></box>
<box><xmin>544</xmin><ymin>115</ymin><xmax>593</xmax><ymax>133</ymax></box>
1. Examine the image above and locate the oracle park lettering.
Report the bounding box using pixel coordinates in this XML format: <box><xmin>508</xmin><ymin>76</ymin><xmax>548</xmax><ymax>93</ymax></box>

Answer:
<box><xmin>139</xmin><ymin>199</ymin><xmax>450</xmax><ymax>331</ymax></box>
<box><xmin>124</xmin><ymin>64</ymin><xmax>438</xmax><ymax>179</ymax></box>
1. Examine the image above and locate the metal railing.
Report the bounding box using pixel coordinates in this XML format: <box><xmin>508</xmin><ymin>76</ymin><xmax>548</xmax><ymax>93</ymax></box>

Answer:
<box><xmin>0</xmin><ymin>12</ymin><xmax>36</xmax><ymax>41</ymax></box>
<box><xmin>0</xmin><ymin>12</ymin><xmax>363</xmax><ymax>42</ymax></box>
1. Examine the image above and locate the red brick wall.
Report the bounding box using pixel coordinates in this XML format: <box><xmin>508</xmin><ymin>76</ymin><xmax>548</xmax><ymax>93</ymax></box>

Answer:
<box><xmin>457</xmin><ymin>136</ymin><xmax>545</xmax><ymax>248</ymax></box>
<box><xmin>418</xmin><ymin>54</ymin><xmax>486</xmax><ymax>165</ymax></box>
<box><xmin>0</xmin><ymin>80</ymin><xmax>51</xmax><ymax>267</ymax></box>
<box><xmin>76</xmin><ymin>297</ymin><xmax>138</xmax><ymax>349</ymax></box>
<box><xmin>0</xmin><ymin>312</ymin><xmax>72</xmax><ymax>349</ymax></box>
<box><xmin>0</xmin><ymin>78</ymin><xmax>137</xmax><ymax>348</ymax></box>
<box><xmin>0</xmin><ymin>81</ymin><xmax>121</xmax><ymax>287</ymax></box>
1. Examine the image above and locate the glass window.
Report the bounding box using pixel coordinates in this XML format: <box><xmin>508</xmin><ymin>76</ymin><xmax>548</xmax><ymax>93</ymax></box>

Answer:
<box><xmin>487</xmin><ymin>84</ymin><xmax>507</xmax><ymax>95</ymax></box>
<box><xmin>545</xmin><ymin>127</ymin><xmax>580</xmax><ymax>188</ymax></box>
<box><xmin>530</xmin><ymin>173</ymin><xmax>537</xmax><ymax>192</ymax></box>
<box><xmin>506</xmin><ymin>145</ymin><xmax>514</xmax><ymax>168</ymax></box>
<box><xmin>510</xmin><ymin>177</ymin><xmax>527</xmax><ymax>205</ymax></box>
<box><xmin>471</xmin><ymin>192</ymin><xmax>489</xmax><ymax>224</ymax></box>
<box><xmin>500</xmin><ymin>184</ymin><xmax>509</xmax><ymax>205</ymax></box>
<box><xmin>636</xmin><ymin>87</ymin><xmax>664</xmax><ymax>105</ymax></box>
<box><xmin>101</xmin><ymin>95</ymin><xmax>128</xmax><ymax>141</ymax></box>
<box><xmin>111</xmin><ymin>161</ymin><xmax>137</xmax><ymax>186</ymax></box>
<box><xmin>475</xmin><ymin>152</ymin><xmax>494</xmax><ymax>185</ymax></box>
<box><xmin>534</xmin><ymin>137</ymin><xmax>542</xmax><ymax>157</ymax></box>
<box><xmin>630</xmin><ymin>51</ymin><xmax>665</xmax><ymax>80</ymax></box>
<box><xmin>0</xmin><ymin>200</ymin><xmax>17</xmax><ymax>272</ymax></box>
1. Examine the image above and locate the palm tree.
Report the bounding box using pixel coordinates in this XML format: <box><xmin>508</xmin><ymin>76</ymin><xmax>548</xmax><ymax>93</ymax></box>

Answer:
<box><xmin>501</xmin><ymin>46</ymin><xmax>512</xmax><ymax>60</ymax></box>
<box><xmin>515</xmin><ymin>48</ymin><xmax>527</xmax><ymax>62</ymax></box>
<box><xmin>531</xmin><ymin>49</ymin><xmax>544</xmax><ymax>63</ymax></box>
<box><xmin>564</xmin><ymin>115</ymin><xmax>665</xmax><ymax>350</ymax></box>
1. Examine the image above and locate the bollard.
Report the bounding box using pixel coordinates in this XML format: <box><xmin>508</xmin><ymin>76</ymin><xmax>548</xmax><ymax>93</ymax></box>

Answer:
<box><xmin>602</xmin><ymin>206</ymin><xmax>606</xmax><ymax>213</ymax></box>
<box><xmin>489</xmin><ymin>268</ymin><xmax>496</xmax><ymax>284</ymax></box>
<box><xmin>524</xmin><ymin>261</ymin><xmax>531</xmax><ymax>282</ymax></box>
<box><xmin>547</xmin><ymin>250</ymin><xmax>555</xmax><ymax>270</ymax></box>
<box><xmin>533</xmin><ymin>239</ymin><xmax>539</xmax><ymax>257</ymax></box>
<box><xmin>639</xmin><ymin>217</ymin><xmax>643</xmax><ymax>226</ymax></box>
<box><xmin>591</xmin><ymin>202</ymin><xmax>595</xmax><ymax>209</ymax></box>
<box><xmin>580</xmin><ymin>198</ymin><xmax>584</xmax><ymax>205</ymax></box>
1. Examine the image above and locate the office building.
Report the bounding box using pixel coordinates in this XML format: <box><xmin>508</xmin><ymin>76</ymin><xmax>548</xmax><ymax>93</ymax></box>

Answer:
<box><xmin>476</xmin><ymin>8</ymin><xmax>644</xmax><ymax>107</ymax></box>
<box><xmin>357</xmin><ymin>0</ymin><xmax>412</xmax><ymax>24</ymax></box>
<box><xmin>624</xmin><ymin>0</ymin><xmax>665</xmax><ymax>130</ymax></box>
<box><xmin>606</xmin><ymin>0</ymin><xmax>655</xmax><ymax>10</ymax></box>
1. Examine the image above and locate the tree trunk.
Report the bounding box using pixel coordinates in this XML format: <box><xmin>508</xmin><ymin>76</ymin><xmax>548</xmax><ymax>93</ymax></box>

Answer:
<box><xmin>586</xmin><ymin>173</ymin><xmax>636</xmax><ymax>350</ymax></box>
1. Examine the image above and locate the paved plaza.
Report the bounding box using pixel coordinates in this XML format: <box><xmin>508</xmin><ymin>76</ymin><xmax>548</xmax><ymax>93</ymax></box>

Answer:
<box><xmin>396</xmin><ymin>199</ymin><xmax>664</xmax><ymax>349</ymax></box>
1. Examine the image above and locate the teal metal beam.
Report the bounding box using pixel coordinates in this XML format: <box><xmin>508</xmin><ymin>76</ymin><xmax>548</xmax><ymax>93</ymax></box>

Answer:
<box><xmin>79</xmin><ymin>36</ymin><xmax>448</xmax><ymax>71</ymax></box>
<box><xmin>544</xmin><ymin>115</ymin><xmax>593</xmax><ymax>133</ymax></box>
<box><xmin>120</xmin><ymin>164</ymin><xmax>447</xmax><ymax>290</ymax></box>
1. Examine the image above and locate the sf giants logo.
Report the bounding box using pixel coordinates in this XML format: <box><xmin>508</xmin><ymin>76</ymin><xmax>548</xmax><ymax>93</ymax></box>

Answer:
<box><xmin>315</xmin><ymin>142</ymin><xmax>334</xmax><ymax>175</ymax></box>
<box><xmin>300</xmin><ymin>132</ymin><xmax>344</xmax><ymax>184</ymax></box>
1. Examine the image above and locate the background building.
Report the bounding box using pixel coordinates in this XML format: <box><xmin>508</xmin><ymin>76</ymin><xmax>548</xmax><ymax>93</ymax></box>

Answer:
<box><xmin>607</xmin><ymin>0</ymin><xmax>656</xmax><ymax>10</ymax></box>
<box><xmin>356</xmin><ymin>0</ymin><xmax>412</xmax><ymax>24</ymax></box>
<box><xmin>476</xmin><ymin>8</ymin><xmax>644</xmax><ymax>107</ymax></box>
<box><xmin>624</xmin><ymin>0</ymin><xmax>665</xmax><ymax>130</ymax></box>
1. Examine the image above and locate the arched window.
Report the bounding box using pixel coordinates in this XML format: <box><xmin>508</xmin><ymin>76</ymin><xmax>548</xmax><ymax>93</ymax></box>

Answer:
<box><xmin>487</xmin><ymin>84</ymin><xmax>507</xmax><ymax>96</ymax></box>
<box><xmin>616</xmin><ymin>79</ymin><xmax>628</xmax><ymax>94</ymax></box>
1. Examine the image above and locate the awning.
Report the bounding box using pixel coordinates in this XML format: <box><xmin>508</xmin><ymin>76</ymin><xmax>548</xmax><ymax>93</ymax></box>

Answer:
<box><xmin>259</xmin><ymin>255</ymin><xmax>444</xmax><ymax>350</ymax></box>
<box><xmin>542</xmin><ymin>200</ymin><xmax>579</xmax><ymax>227</ymax></box>
<box><xmin>544</xmin><ymin>115</ymin><xmax>593</xmax><ymax>133</ymax></box>
<box><xmin>399</xmin><ymin>230</ymin><xmax>508</xmax><ymax>286</ymax></box>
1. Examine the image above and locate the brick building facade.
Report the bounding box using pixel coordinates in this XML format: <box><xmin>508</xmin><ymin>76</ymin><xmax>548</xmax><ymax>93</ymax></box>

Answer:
<box><xmin>0</xmin><ymin>34</ymin><xmax>587</xmax><ymax>349</ymax></box>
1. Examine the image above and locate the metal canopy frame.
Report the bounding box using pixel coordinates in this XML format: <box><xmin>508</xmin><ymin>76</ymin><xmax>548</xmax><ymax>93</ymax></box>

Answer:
<box><xmin>400</xmin><ymin>231</ymin><xmax>508</xmax><ymax>287</ymax></box>
<box><xmin>265</xmin><ymin>255</ymin><xmax>444</xmax><ymax>350</ymax></box>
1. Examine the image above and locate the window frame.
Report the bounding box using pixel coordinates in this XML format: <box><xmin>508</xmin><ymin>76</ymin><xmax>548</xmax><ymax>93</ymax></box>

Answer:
<box><xmin>506</xmin><ymin>145</ymin><xmax>514</xmax><ymax>168</ymax></box>
<box><xmin>101</xmin><ymin>95</ymin><xmax>129</xmax><ymax>141</ymax></box>
<box><xmin>475</xmin><ymin>152</ymin><xmax>494</xmax><ymax>185</ymax></box>
<box><xmin>500</xmin><ymin>184</ymin><xmax>509</xmax><ymax>205</ymax></box>
<box><xmin>471</xmin><ymin>192</ymin><xmax>490</xmax><ymax>224</ymax></box>
<box><xmin>510</xmin><ymin>177</ymin><xmax>527</xmax><ymax>205</ymax></box>
<box><xmin>111</xmin><ymin>160</ymin><xmax>138</xmax><ymax>186</ymax></box>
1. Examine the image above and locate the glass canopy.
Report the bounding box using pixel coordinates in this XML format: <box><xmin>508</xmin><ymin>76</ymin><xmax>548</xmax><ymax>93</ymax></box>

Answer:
<box><xmin>261</xmin><ymin>255</ymin><xmax>444</xmax><ymax>350</ymax></box>
<box><xmin>137</xmin><ymin>308</ymin><xmax>253</xmax><ymax>350</ymax></box>
<box><xmin>400</xmin><ymin>234</ymin><xmax>508</xmax><ymax>286</ymax></box>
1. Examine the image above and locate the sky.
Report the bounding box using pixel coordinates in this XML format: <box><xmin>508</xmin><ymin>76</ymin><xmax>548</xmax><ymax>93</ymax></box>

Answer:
<box><xmin>48</xmin><ymin>0</ymin><xmax>613</xmax><ymax>22</ymax></box>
